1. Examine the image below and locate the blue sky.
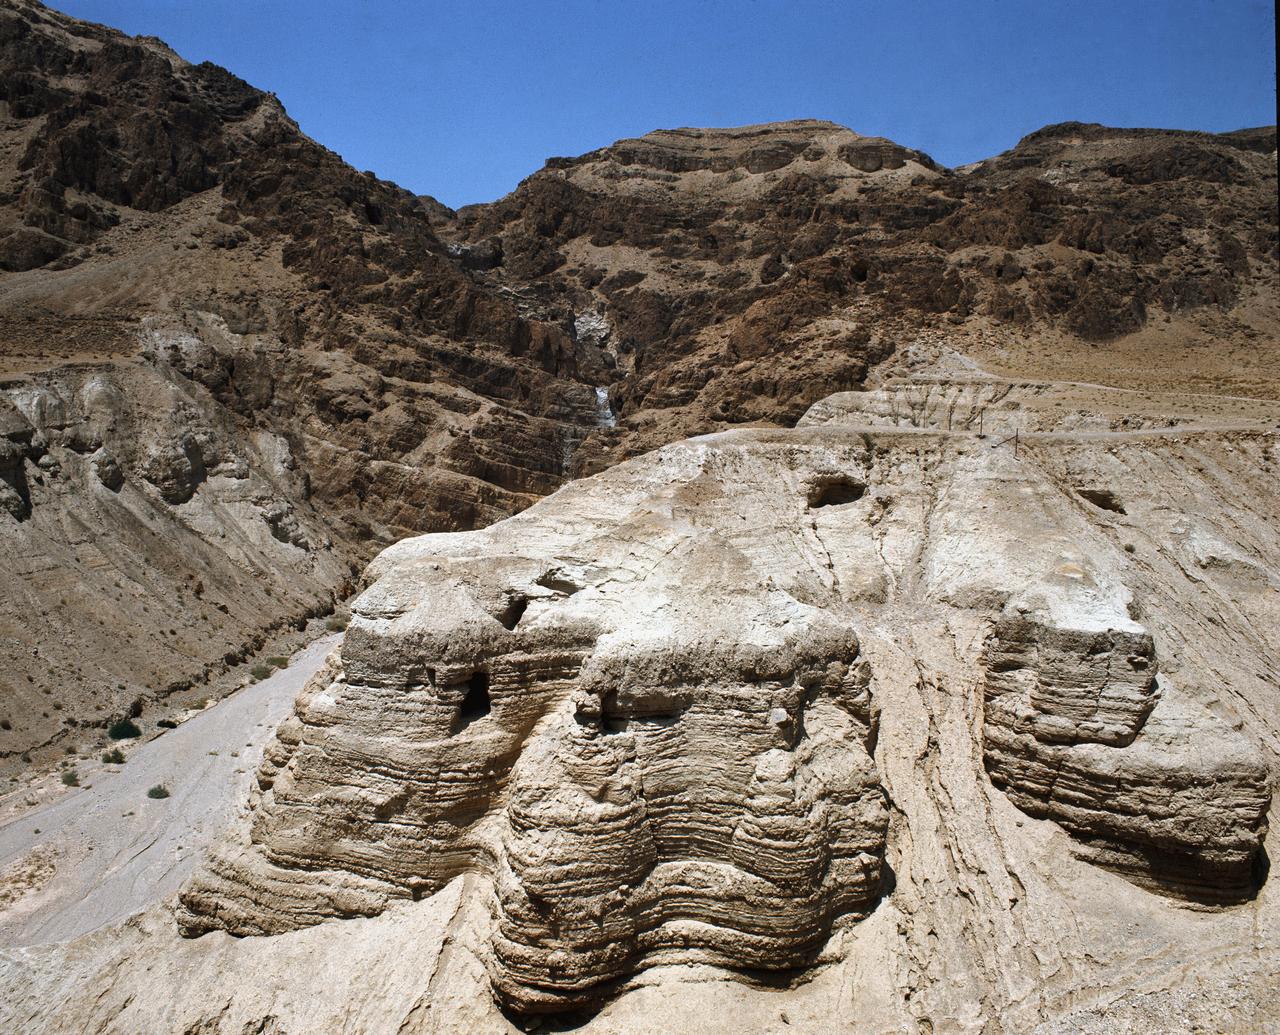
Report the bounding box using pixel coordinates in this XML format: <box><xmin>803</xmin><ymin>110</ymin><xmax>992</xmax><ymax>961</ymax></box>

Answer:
<box><xmin>52</xmin><ymin>0</ymin><xmax>1277</xmax><ymax>209</ymax></box>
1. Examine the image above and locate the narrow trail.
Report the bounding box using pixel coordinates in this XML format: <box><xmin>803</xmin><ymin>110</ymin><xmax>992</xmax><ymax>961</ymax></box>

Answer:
<box><xmin>0</xmin><ymin>633</ymin><xmax>339</xmax><ymax>946</ymax></box>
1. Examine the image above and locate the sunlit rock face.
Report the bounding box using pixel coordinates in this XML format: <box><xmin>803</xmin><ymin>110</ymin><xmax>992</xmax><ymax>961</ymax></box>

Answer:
<box><xmin>178</xmin><ymin>383</ymin><xmax>1273</xmax><ymax>1016</ymax></box>
<box><xmin>178</xmin><ymin>434</ymin><xmax>892</xmax><ymax>1014</ymax></box>
<box><xmin>982</xmin><ymin>615</ymin><xmax>1271</xmax><ymax>904</ymax></box>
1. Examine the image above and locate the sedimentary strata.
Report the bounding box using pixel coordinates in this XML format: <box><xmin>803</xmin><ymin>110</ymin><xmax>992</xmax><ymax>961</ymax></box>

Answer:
<box><xmin>179</xmin><ymin>381</ymin><xmax>1274</xmax><ymax>1015</ymax></box>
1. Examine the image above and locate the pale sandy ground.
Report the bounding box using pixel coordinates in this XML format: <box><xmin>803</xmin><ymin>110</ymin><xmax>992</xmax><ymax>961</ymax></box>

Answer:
<box><xmin>0</xmin><ymin>633</ymin><xmax>338</xmax><ymax>946</ymax></box>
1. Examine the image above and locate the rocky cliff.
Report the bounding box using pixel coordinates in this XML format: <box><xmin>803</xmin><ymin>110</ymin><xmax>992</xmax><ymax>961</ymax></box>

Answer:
<box><xmin>2</xmin><ymin>2</ymin><xmax>1280</xmax><ymax>967</ymax></box>
<box><xmin>3</xmin><ymin>378</ymin><xmax>1277</xmax><ymax>1032</ymax></box>
<box><xmin>173</xmin><ymin>391</ymin><xmax>1275</xmax><ymax>1014</ymax></box>
<box><xmin>448</xmin><ymin>119</ymin><xmax>1279</xmax><ymax>464</ymax></box>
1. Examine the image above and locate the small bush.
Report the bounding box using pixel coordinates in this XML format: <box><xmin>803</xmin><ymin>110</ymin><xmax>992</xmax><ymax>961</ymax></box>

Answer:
<box><xmin>147</xmin><ymin>785</ymin><xmax>170</xmax><ymax>799</ymax></box>
<box><xmin>108</xmin><ymin>718</ymin><xmax>142</xmax><ymax>740</ymax></box>
<box><xmin>325</xmin><ymin>616</ymin><xmax>347</xmax><ymax>632</ymax></box>
<box><xmin>156</xmin><ymin>719</ymin><xmax>177</xmax><ymax>729</ymax></box>
<box><xmin>61</xmin><ymin>770</ymin><xmax>79</xmax><ymax>787</ymax></box>
<box><xmin>102</xmin><ymin>748</ymin><xmax>125</xmax><ymax>764</ymax></box>
<box><xmin>265</xmin><ymin>656</ymin><xmax>289</xmax><ymax>670</ymax></box>
<box><xmin>0</xmin><ymin>718</ymin><xmax>11</xmax><ymax>730</ymax></box>
<box><xmin>250</xmin><ymin>664</ymin><xmax>272</xmax><ymax>681</ymax></box>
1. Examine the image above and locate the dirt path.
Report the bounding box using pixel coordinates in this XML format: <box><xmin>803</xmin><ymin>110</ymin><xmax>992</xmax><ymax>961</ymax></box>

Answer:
<box><xmin>0</xmin><ymin>633</ymin><xmax>339</xmax><ymax>946</ymax></box>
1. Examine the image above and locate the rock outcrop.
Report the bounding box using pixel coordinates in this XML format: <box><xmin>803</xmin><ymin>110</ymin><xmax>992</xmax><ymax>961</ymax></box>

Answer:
<box><xmin>983</xmin><ymin>616</ymin><xmax>1269</xmax><ymax>904</ymax></box>
<box><xmin>177</xmin><ymin>438</ymin><xmax>893</xmax><ymax>1014</ymax></box>
<box><xmin>175</xmin><ymin>379</ymin><xmax>1274</xmax><ymax>1018</ymax></box>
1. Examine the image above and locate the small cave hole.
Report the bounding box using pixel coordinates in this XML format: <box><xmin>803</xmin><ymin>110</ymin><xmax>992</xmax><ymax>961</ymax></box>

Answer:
<box><xmin>456</xmin><ymin>671</ymin><xmax>491</xmax><ymax>731</ymax></box>
<box><xmin>807</xmin><ymin>477</ymin><xmax>866</xmax><ymax>508</ymax></box>
<box><xmin>1077</xmin><ymin>488</ymin><xmax>1126</xmax><ymax>515</ymax></box>
<box><xmin>496</xmin><ymin>594</ymin><xmax>529</xmax><ymax>630</ymax></box>
<box><xmin>536</xmin><ymin>571</ymin><xmax>582</xmax><ymax>596</ymax></box>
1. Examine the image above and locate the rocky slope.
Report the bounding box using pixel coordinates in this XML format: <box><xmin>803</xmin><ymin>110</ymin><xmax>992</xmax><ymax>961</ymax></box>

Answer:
<box><xmin>2</xmin><ymin>378</ymin><xmax>1277</xmax><ymax>1032</ymax></box>
<box><xmin>0</xmin><ymin>0</ymin><xmax>608</xmax><ymax>766</ymax></box>
<box><xmin>448</xmin><ymin>119</ymin><xmax>1279</xmax><ymax>465</ymax></box>
<box><xmin>1</xmin><ymin>0</ymin><xmax>1275</xmax><ymax>769</ymax></box>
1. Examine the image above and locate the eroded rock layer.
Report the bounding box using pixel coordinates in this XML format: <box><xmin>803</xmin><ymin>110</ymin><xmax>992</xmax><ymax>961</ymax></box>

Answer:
<box><xmin>177</xmin><ymin>447</ymin><xmax>891</xmax><ymax>1011</ymax></box>
<box><xmin>179</xmin><ymin>381</ymin><xmax>1274</xmax><ymax>1016</ymax></box>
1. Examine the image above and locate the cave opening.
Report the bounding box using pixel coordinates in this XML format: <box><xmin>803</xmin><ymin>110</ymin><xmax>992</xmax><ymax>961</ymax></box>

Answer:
<box><xmin>457</xmin><ymin>671</ymin><xmax>491</xmax><ymax>731</ymax></box>
<box><xmin>807</xmin><ymin>477</ymin><xmax>866</xmax><ymax>508</ymax></box>
<box><xmin>496</xmin><ymin>594</ymin><xmax>529</xmax><ymax>630</ymax></box>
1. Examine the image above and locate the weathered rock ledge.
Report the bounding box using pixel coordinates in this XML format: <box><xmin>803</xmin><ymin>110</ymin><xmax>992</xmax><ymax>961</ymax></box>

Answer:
<box><xmin>176</xmin><ymin>385</ymin><xmax>1274</xmax><ymax>1017</ymax></box>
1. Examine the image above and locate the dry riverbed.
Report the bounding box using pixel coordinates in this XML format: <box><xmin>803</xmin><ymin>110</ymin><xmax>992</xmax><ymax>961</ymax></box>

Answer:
<box><xmin>0</xmin><ymin>633</ymin><xmax>339</xmax><ymax>945</ymax></box>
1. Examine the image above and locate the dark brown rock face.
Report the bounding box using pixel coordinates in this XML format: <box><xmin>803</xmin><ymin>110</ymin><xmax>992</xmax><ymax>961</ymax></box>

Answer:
<box><xmin>0</xmin><ymin>0</ymin><xmax>602</xmax><ymax>540</ymax></box>
<box><xmin>449</xmin><ymin>119</ymin><xmax>1277</xmax><ymax>466</ymax></box>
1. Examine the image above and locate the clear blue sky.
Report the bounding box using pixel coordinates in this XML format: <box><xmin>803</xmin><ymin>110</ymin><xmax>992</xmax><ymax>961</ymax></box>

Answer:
<box><xmin>51</xmin><ymin>0</ymin><xmax>1277</xmax><ymax>209</ymax></box>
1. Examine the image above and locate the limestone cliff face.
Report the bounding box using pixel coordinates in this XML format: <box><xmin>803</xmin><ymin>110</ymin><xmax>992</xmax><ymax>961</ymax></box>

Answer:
<box><xmin>177</xmin><ymin>380</ymin><xmax>1275</xmax><ymax>1020</ymax></box>
<box><xmin>177</xmin><ymin>437</ymin><xmax>892</xmax><ymax>1013</ymax></box>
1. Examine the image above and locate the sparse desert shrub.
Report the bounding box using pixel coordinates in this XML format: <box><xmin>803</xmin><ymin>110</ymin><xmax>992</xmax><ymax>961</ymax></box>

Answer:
<box><xmin>61</xmin><ymin>770</ymin><xmax>79</xmax><ymax>787</ymax></box>
<box><xmin>265</xmin><ymin>656</ymin><xmax>289</xmax><ymax>669</ymax></box>
<box><xmin>0</xmin><ymin>718</ymin><xmax>10</xmax><ymax>730</ymax></box>
<box><xmin>250</xmin><ymin>664</ymin><xmax>272</xmax><ymax>681</ymax></box>
<box><xmin>147</xmin><ymin>784</ymin><xmax>170</xmax><ymax>799</ymax></box>
<box><xmin>102</xmin><ymin>748</ymin><xmax>125</xmax><ymax>764</ymax></box>
<box><xmin>108</xmin><ymin>717</ymin><xmax>142</xmax><ymax>740</ymax></box>
<box><xmin>325</xmin><ymin>617</ymin><xmax>347</xmax><ymax>632</ymax></box>
<box><xmin>157</xmin><ymin>719</ymin><xmax>177</xmax><ymax>729</ymax></box>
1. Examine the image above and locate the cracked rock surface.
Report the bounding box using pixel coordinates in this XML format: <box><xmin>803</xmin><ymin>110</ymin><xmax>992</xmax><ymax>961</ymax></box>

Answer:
<box><xmin>52</xmin><ymin>378</ymin><xmax>1261</xmax><ymax>1030</ymax></box>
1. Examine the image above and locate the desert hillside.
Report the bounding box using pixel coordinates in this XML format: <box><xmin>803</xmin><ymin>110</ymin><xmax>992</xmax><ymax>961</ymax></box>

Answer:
<box><xmin>2</xmin><ymin>0</ymin><xmax>1275</xmax><ymax>768</ymax></box>
<box><xmin>0</xmin><ymin>1</ymin><xmax>1277</xmax><ymax>1031</ymax></box>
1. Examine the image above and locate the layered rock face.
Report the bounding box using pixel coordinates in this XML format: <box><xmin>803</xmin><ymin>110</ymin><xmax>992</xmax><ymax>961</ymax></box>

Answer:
<box><xmin>177</xmin><ymin>381</ymin><xmax>1274</xmax><ymax>1018</ymax></box>
<box><xmin>0</xmin><ymin>356</ymin><xmax>354</xmax><ymax>755</ymax></box>
<box><xmin>177</xmin><ymin>440</ymin><xmax>891</xmax><ymax>1013</ymax></box>
<box><xmin>983</xmin><ymin>616</ymin><xmax>1270</xmax><ymax>903</ymax></box>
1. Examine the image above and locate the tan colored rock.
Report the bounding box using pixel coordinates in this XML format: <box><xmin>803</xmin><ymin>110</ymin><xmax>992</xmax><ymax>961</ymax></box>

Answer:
<box><xmin>171</xmin><ymin>381</ymin><xmax>1274</xmax><ymax>1021</ymax></box>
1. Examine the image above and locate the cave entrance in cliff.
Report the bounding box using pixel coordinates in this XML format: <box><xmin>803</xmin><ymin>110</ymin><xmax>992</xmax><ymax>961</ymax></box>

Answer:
<box><xmin>456</xmin><ymin>671</ymin><xmax>491</xmax><ymax>731</ymax></box>
<box><xmin>807</xmin><ymin>476</ymin><xmax>866</xmax><ymax>508</ymax></box>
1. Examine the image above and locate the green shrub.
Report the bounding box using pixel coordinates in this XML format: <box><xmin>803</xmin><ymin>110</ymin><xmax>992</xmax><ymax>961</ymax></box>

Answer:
<box><xmin>250</xmin><ymin>664</ymin><xmax>272</xmax><ymax>681</ymax></box>
<box><xmin>147</xmin><ymin>785</ymin><xmax>170</xmax><ymax>799</ymax></box>
<box><xmin>265</xmin><ymin>656</ymin><xmax>289</xmax><ymax>669</ymax></box>
<box><xmin>102</xmin><ymin>748</ymin><xmax>125</xmax><ymax>764</ymax></box>
<box><xmin>61</xmin><ymin>770</ymin><xmax>79</xmax><ymax>787</ymax></box>
<box><xmin>108</xmin><ymin>717</ymin><xmax>142</xmax><ymax>740</ymax></box>
<box><xmin>325</xmin><ymin>617</ymin><xmax>347</xmax><ymax>632</ymax></box>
